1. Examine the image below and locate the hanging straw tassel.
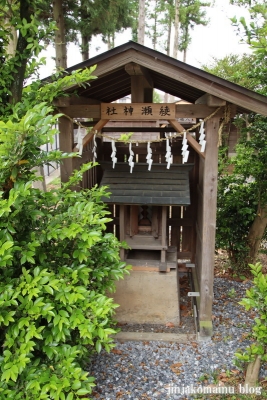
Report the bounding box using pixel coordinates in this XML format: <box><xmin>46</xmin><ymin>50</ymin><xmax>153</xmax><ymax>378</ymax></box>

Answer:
<box><xmin>198</xmin><ymin>120</ymin><xmax>206</xmax><ymax>153</ymax></box>
<box><xmin>128</xmin><ymin>142</ymin><xmax>135</xmax><ymax>173</ymax></box>
<box><xmin>165</xmin><ymin>136</ymin><xmax>173</xmax><ymax>169</ymax></box>
<box><xmin>77</xmin><ymin>125</ymin><xmax>83</xmax><ymax>155</ymax></box>
<box><xmin>182</xmin><ymin>131</ymin><xmax>189</xmax><ymax>163</ymax></box>
<box><xmin>92</xmin><ymin>133</ymin><xmax>97</xmax><ymax>161</ymax></box>
<box><xmin>111</xmin><ymin>140</ymin><xmax>117</xmax><ymax>168</ymax></box>
<box><xmin>146</xmin><ymin>142</ymin><xmax>153</xmax><ymax>171</ymax></box>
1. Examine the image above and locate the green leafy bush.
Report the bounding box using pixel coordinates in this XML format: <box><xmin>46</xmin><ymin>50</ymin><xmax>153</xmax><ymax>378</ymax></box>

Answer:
<box><xmin>216</xmin><ymin>170</ymin><xmax>257</xmax><ymax>270</ymax></box>
<box><xmin>0</xmin><ymin>104</ymin><xmax>130</xmax><ymax>399</ymax></box>
<box><xmin>216</xmin><ymin>114</ymin><xmax>267</xmax><ymax>272</ymax></box>
<box><xmin>235</xmin><ymin>263</ymin><xmax>267</xmax><ymax>365</ymax></box>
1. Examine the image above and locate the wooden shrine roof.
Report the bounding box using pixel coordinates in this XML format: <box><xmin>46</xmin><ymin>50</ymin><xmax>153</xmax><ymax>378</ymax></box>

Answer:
<box><xmin>100</xmin><ymin>162</ymin><xmax>193</xmax><ymax>206</ymax></box>
<box><xmin>61</xmin><ymin>41</ymin><xmax>267</xmax><ymax>117</ymax></box>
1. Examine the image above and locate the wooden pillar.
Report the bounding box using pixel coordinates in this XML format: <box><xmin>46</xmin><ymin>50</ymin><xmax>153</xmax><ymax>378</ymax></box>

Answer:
<box><xmin>119</xmin><ymin>205</ymin><xmax>126</xmax><ymax>260</ymax></box>
<box><xmin>131</xmin><ymin>76</ymin><xmax>153</xmax><ymax>102</ymax></box>
<box><xmin>199</xmin><ymin>116</ymin><xmax>220</xmax><ymax>338</ymax></box>
<box><xmin>161</xmin><ymin>206</ymin><xmax>167</xmax><ymax>264</ymax></box>
<box><xmin>58</xmin><ymin>115</ymin><xmax>75</xmax><ymax>183</ymax></box>
<box><xmin>125</xmin><ymin>63</ymin><xmax>154</xmax><ymax>102</ymax></box>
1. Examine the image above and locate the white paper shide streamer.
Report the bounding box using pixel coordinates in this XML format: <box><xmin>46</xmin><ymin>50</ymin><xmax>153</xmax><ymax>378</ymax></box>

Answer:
<box><xmin>111</xmin><ymin>140</ymin><xmax>117</xmax><ymax>168</ymax></box>
<box><xmin>146</xmin><ymin>142</ymin><xmax>153</xmax><ymax>171</ymax></box>
<box><xmin>199</xmin><ymin>120</ymin><xmax>206</xmax><ymax>152</ymax></box>
<box><xmin>77</xmin><ymin>126</ymin><xmax>83</xmax><ymax>155</ymax></box>
<box><xmin>92</xmin><ymin>133</ymin><xmax>97</xmax><ymax>161</ymax></box>
<box><xmin>165</xmin><ymin>135</ymin><xmax>173</xmax><ymax>169</ymax></box>
<box><xmin>128</xmin><ymin>143</ymin><xmax>135</xmax><ymax>173</ymax></box>
<box><xmin>182</xmin><ymin>131</ymin><xmax>189</xmax><ymax>163</ymax></box>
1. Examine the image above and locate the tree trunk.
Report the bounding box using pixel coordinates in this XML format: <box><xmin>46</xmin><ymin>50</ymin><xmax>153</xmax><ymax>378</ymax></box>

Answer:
<box><xmin>152</xmin><ymin>12</ymin><xmax>157</xmax><ymax>49</ymax></box>
<box><xmin>107</xmin><ymin>35</ymin><xmax>111</xmax><ymax>50</ymax></box>
<box><xmin>166</xmin><ymin>14</ymin><xmax>172</xmax><ymax>56</ymax></box>
<box><xmin>138</xmin><ymin>0</ymin><xmax>145</xmax><ymax>45</ymax></box>
<box><xmin>81</xmin><ymin>34</ymin><xmax>89</xmax><ymax>60</ymax></box>
<box><xmin>182</xmin><ymin>24</ymin><xmax>189</xmax><ymax>62</ymax></box>
<box><xmin>173</xmin><ymin>0</ymin><xmax>180</xmax><ymax>59</ymax></box>
<box><xmin>164</xmin><ymin>2</ymin><xmax>173</xmax><ymax>102</ymax></box>
<box><xmin>247</xmin><ymin>204</ymin><xmax>267</xmax><ymax>264</ymax></box>
<box><xmin>9</xmin><ymin>0</ymin><xmax>31</xmax><ymax>104</ymax></box>
<box><xmin>183</xmin><ymin>48</ymin><xmax>187</xmax><ymax>63</ymax></box>
<box><xmin>53</xmin><ymin>0</ymin><xmax>67</xmax><ymax>69</ymax></box>
<box><xmin>5</xmin><ymin>0</ymin><xmax>18</xmax><ymax>58</ymax></box>
<box><xmin>245</xmin><ymin>355</ymin><xmax>261</xmax><ymax>388</ymax></box>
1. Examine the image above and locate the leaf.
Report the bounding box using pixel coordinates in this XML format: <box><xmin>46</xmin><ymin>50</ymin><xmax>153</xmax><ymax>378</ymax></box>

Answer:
<box><xmin>44</xmin><ymin>285</ymin><xmax>53</xmax><ymax>295</ymax></box>
<box><xmin>1</xmin><ymin>369</ymin><xmax>11</xmax><ymax>382</ymax></box>
<box><xmin>111</xmin><ymin>349</ymin><xmax>122</xmax><ymax>355</ymax></box>
<box><xmin>71</xmin><ymin>381</ymin><xmax>81</xmax><ymax>390</ymax></box>
<box><xmin>95</xmin><ymin>341</ymin><xmax>102</xmax><ymax>353</ymax></box>
<box><xmin>76</xmin><ymin>388</ymin><xmax>91</xmax><ymax>395</ymax></box>
<box><xmin>165</xmin><ymin>322</ymin><xmax>175</xmax><ymax>328</ymax></box>
<box><xmin>170</xmin><ymin>362</ymin><xmax>183</xmax><ymax>375</ymax></box>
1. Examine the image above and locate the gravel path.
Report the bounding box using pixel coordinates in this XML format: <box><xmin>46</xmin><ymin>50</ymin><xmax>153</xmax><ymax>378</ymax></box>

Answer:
<box><xmin>89</xmin><ymin>278</ymin><xmax>266</xmax><ymax>399</ymax></box>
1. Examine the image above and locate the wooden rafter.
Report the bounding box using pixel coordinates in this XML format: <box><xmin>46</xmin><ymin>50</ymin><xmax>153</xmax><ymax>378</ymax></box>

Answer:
<box><xmin>168</xmin><ymin>119</ymin><xmax>205</xmax><ymax>159</ymax></box>
<box><xmin>73</xmin><ymin>119</ymin><xmax>109</xmax><ymax>151</ymax></box>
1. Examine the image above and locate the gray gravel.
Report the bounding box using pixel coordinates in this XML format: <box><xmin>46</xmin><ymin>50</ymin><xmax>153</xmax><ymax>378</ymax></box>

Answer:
<box><xmin>89</xmin><ymin>278</ymin><xmax>266</xmax><ymax>399</ymax></box>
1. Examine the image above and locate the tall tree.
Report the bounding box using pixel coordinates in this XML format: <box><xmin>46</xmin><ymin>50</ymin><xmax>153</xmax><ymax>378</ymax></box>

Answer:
<box><xmin>173</xmin><ymin>0</ymin><xmax>180</xmax><ymax>59</ymax></box>
<box><xmin>164</xmin><ymin>0</ymin><xmax>174</xmax><ymax>56</ymax></box>
<box><xmin>179</xmin><ymin>0</ymin><xmax>210</xmax><ymax>62</ymax></box>
<box><xmin>0</xmin><ymin>0</ymin><xmax>54</xmax><ymax>110</ymax></box>
<box><xmin>53</xmin><ymin>0</ymin><xmax>67</xmax><ymax>69</ymax></box>
<box><xmin>68</xmin><ymin>0</ymin><xmax>134</xmax><ymax>60</ymax></box>
<box><xmin>138</xmin><ymin>0</ymin><xmax>146</xmax><ymax>44</ymax></box>
<box><xmin>147</xmin><ymin>0</ymin><xmax>166</xmax><ymax>49</ymax></box>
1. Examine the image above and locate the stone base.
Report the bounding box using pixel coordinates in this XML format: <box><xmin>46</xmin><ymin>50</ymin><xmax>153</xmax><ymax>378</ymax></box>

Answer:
<box><xmin>109</xmin><ymin>269</ymin><xmax>180</xmax><ymax>325</ymax></box>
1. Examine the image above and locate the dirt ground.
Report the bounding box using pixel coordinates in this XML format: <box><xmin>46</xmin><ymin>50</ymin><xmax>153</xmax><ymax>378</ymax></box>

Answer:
<box><xmin>214</xmin><ymin>249</ymin><xmax>267</xmax><ymax>281</ymax></box>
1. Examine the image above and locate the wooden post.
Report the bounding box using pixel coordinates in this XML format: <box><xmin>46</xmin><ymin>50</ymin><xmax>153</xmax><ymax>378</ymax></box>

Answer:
<box><xmin>161</xmin><ymin>206</ymin><xmax>167</xmax><ymax>266</ymax></box>
<box><xmin>199</xmin><ymin>116</ymin><xmax>220</xmax><ymax>338</ymax></box>
<box><xmin>119</xmin><ymin>205</ymin><xmax>125</xmax><ymax>260</ymax></box>
<box><xmin>58</xmin><ymin>115</ymin><xmax>75</xmax><ymax>183</ymax></box>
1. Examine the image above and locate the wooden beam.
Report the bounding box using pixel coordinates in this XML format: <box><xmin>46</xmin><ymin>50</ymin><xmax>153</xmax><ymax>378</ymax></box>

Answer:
<box><xmin>54</xmin><ymin>96</ymin><xmax>100</xmax><ymax>108</ymax></box>
<box><xmin>167</xmin><ymin>119</ymin><xmax>184</xmax><ymax>133</ymax></box>
<box><xmin>60</xmin><ymin>104</ymin><xmax>100</xmax><ymax>118</ymax></box>
<box><xmin>195</xmin><ymin>93</ymin><xmax>226</xmax><ymax>107</ymax></box>
<box><xmin>73</xmin><ymin>119</ymin><xmax>109</xmax><ymax>151</ymax></box>
<box><xmin>53</xmin><ymin>97</ymin><xmax>70</xmax><ymax>107</ymax></box>
<box><xmin>57</xmin><ymin>103</ymin><xmax>225</xmax><ymax>120</ymax></box>
<box><xmin>175</xmin><ymin>104</ymin><xmax>224</xmax><ymax>118</ymax></box>
<box><xmin>101</xmin><ymin>103</ymin><xmax>175</xmax><ymax>120</ymax></box>
<box><xmin>198</xmin><ymin>116</ymin><xmax>220</xmax><ymax>337</ymax></box>
<box><xmin>101</xmin><ymin>126</ymin><xmax>191</xmax><ymax>133</ymax></box>
<box><xmin>168</xmin><ymin>119</ymin><xmax>205</xmax><ymax>159</ymax></box>
<box><xmin>125</xmin><ymin>63</ymin><xmax>154</xmax><ymax>88</ymax></box>
<box><xmin>186</xmin><ymin>132</ymin><xmax>205</xmax><ymax>159</ymax></box>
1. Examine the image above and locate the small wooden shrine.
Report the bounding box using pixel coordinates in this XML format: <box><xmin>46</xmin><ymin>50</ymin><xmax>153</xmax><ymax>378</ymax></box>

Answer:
<box><xmin>55</xmin><ymin>41</ymin><xmax>267</xmax><ymax>338</ymax></box>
